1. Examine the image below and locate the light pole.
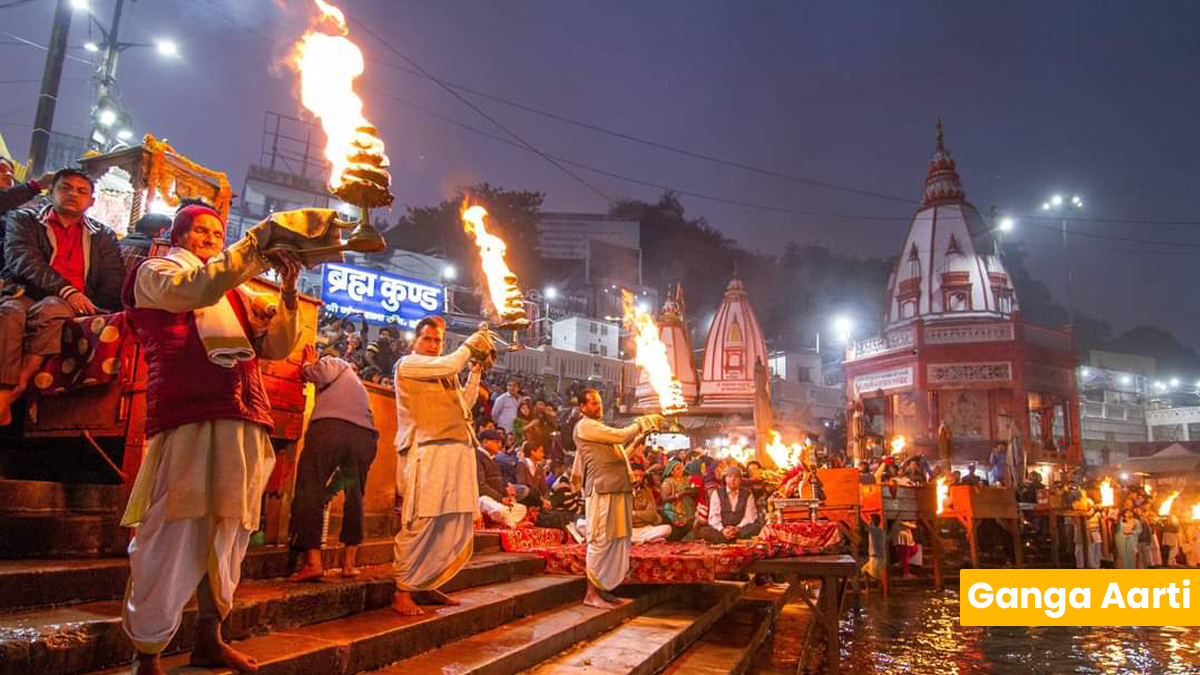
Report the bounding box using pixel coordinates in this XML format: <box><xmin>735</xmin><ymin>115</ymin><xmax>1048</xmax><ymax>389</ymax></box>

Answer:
<box><xmin>86</xmin><ymin>0</ymin><xmax>179</xmax><ymax>152</ymax></box>
<box><xmin>1040</xmin><ymin>194</ymin><xmax>1083</xmax><ymax>324</ymax></box>
<box><xmin>28</xmin><ymin>0</ymin><xmax>79</xmax><ymax>176</ymax></box>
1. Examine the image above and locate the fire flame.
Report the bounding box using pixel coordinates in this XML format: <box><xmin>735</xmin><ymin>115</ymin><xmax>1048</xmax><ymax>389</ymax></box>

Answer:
<box><xmin>890</xmin><ymin>435</ymin><xmax>906</xmax><ymax>455</ymax></box>
<box><xmin>1099</xmin><ymin>478</ymin><xmax>1115</xmax><ymax>508</ymax></box>
<box><xmin>460</xmin><ymin>203</ymin><xmax>525</xmax><ymax>323</ymax></box>
<box><xmin>1192</xmin><ymin>502</ymin><xmax>1200</xmax><ymax>521</ymax></box>
<box><xmin>718</xmin><ymin>441</ymin><xmax>753</xmax><ymax>465</ymax></box>
<box><xmin>936</xmin><ymin>476</ymin><xmax>950</xmax><ymax>515</ymax></box>
<box><xmin>1159</xmin><ymin>491</ymin><xmax>1179</xmax><ymax>517</ymax></box>
<box><xmin>621</xmin><ymin>290</ymin><xmax>687</xmax><ymax>415</ymax></box>
<box><xmin>765</xmin><ymin>431</ymin><xmax>806</xmax><ymax>471</ymax></box>
<box><xmin>292</xmin><ymin>0</ymin><xmax>387</xmax><ymax>190</ymax></box>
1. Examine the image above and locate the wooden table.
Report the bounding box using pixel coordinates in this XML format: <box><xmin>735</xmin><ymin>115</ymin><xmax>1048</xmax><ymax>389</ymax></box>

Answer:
<box><xmin>748</xmin><ymin>554</ymin><xmax>857</xmax><ymax>675</ymax></box>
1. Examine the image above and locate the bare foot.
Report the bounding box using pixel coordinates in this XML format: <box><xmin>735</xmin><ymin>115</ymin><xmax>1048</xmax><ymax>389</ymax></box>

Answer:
<box><xmin>131</xmin><ymin>653</ymin><xmax>166</xmax><ymax>675</ymax></box>
<box><xmin>391</xmin><ymin>590</ymin><xmax>425</xmax><ymax>616</ymax></box>
<box><xmin>190</xmin><ymin>641</ymin><xmax>259</xmax><ymax>673</ymax></box>
<box><xmin>583</xmin><ymin>591</ymin><xmax>621</xmax><ymax>610</ymax></box>
<box><xmin>288</xmin><ymin>565</ymin><xmax>324</xmax><ymax>583</ymax></box>
<box><xmin>420</xmin><ymin>588</ymin><xmax>460</xmax><ymax>606</ymax></box>
<box><xmin>598</xmin><ymin>589</ymin><xmax>623</xmax><ymax>604</ymax></box>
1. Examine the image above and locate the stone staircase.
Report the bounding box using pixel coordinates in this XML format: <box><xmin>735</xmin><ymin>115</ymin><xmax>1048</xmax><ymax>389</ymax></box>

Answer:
<box><xmin>0</xmin><ymin>478</ymin><xmax>792</xmax><ymax>675</ymax></box>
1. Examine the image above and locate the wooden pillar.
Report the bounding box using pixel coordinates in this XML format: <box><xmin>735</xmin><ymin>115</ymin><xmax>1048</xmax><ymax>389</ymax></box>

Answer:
<box><xmin>823</xmin><ymin>575</ymin><xmax>840</xmax><ymax>675</ymax></box>
<box><xmin>920</xmin><ymin>517</ymin><xmax>944</xmax><ymax>590</ymax></box>
<box><xmin>1010</xmin><ymin>518</ymin><xmax>1024</xmax><ymax>567</ymax></box>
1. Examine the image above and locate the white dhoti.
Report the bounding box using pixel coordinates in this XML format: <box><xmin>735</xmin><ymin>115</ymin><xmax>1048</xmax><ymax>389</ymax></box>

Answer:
<box><xmin>479</xmin><ymin>495</ymin><xmax>528</xmax><ymax>528</ymax></box>
<box><xmin>393</xmin><ymin>440</ymin><xmax>479</xmax><ymax>591</ymax></box>
<box><xmin>122</xmin><ymin>420</ymin><xmax>274</xmax><ymax>654</ymax></box>
<box><xmin>585</xmin><ymin>492</ymin><xmax>632</xmax><ymax>592</ymax></box>
<box><xmin>632</xmin><ymin>524</ymin><xmax>672</xmax><ymax>544</ymax></box>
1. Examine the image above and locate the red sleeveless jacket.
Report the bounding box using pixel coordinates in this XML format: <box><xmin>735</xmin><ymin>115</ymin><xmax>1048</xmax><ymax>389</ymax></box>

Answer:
<box><xmin>122</xmin><ymin>257</ymin><xmax>274</xmax><ymax>438</ymax></box>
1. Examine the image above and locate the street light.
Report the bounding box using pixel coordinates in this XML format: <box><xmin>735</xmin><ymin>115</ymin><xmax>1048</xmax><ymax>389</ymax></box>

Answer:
<box><xmin>832</xmin><ymin>315</ymin><xmax>853</xmax><ymax>344</ymax></box>
<box><xmin>71</xmin><ymin>0</ymin><xmax>88</xmax><ymax>10</ymax></box>
<box><xmin>84</xmin><ymin>41</ymin><xmax>100</xmax><ymax>52</ymax></box>
<box><xmin>998</xmin><ymin>217</ymin><xmax>1015</xmax><ymax>232</ymax></box>
<box><xmin>441</xmin><ymin>265</ymin><xmax>456</xmax><ymax>281</ymax></box>
<box><xmin>155</xmin><ymin>39</ymin><xmax>178</xmax><ymax>57</ymax></box>
<box><xmin>117</xmin><ymin>128</ymin><xmax>133</xmax><ymax>140</ymax></box>
<box><xmin>1041</xmin><ymin>192</ymin><xmax>1084</xmax><ymax>324</ymax></box>
<box><xmin>544</xmin><ymin>286</ymin><xmax>557</xmax><ymax>300</ymax></box>
<box><xmin>1170</xmin><ymin>377</ymin><xmax>1180</xmax><ymax>388</ymax></box>
<box><xmin>97</xmin><ymin>108</ymin><xmax>117</xmax><ymax>126</ymax></box>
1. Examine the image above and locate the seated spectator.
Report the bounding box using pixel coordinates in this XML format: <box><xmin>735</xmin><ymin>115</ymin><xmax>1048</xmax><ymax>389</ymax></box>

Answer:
<box><xmin>695</xmin><ymin>467</ymin><xmax>761</xmax><ymax>543</ymax></box>
<box><xmin>630</xmin><ymin>463</ymin><xmax>672</xmax><ymax>544</ymax></box>
<box><xmin>475</xmin><ymin>429</ymin><xmax>526</xmax><ymax>527</ymax></box>
<box><xmin>515</xmin><ymin>439</ymin><xmax>550</xmax><ymax>509</ymax></box>
<box><xmin>548</xmin><ymin>476</ymin><xmax>584</xmax><ymax>538</ymax></box>
<box><xmin>661</xmin><ymin>458</ymin><xmax>696</xmax><ymax>541</ymax></box>
<box><xmin>961</xmin><ymin>463</ymin><xmax>982</xmax><ymax>486</ymax></box>
<box><xmin>118</xmin><ymin>212</ymin><xmax>172</xmax><ymax>272</ymax></box>
<box><xmin>1</xmin><ymin>168</ymin><xmax>123</xmax><ymax>425</ymax></box>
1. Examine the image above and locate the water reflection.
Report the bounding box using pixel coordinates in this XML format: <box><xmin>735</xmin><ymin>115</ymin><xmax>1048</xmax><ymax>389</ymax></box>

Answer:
<box><xmin>840</xmin><ymin>589</ymin><xmax>1200</xmax><ymax>674</ymax></box>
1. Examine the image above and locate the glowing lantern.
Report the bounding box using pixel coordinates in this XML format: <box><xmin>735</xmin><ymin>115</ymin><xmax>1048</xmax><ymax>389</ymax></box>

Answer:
<box><xmin>935</xmin><ymin>476</ymin><xmax>950</xmax><ymax>515</ymax></box>
<box><xmin>460</xmin><ymin>203</ymin><xmax>526</xmax><ymax>327</ymax></box>
<box><xmin>1159</xmin><ymin>491</ymin><xmax>1179</xmax><ymax>517</ymax></box>
<box><xmin>1099</xmin><ymin>478</ymin><xmax>1115</xmax><ymax>508</ymax></box>
<box><xmin>621</xmin><ymin>290</ymin><xmax>687</xmax><ymax>415</ymax></box>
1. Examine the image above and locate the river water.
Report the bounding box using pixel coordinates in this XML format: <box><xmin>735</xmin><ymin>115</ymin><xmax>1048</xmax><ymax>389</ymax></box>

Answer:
<box><xmin>833</xmin><ymin>589</ymin><xmax>1200</xmax><ymax>674</ymax></box>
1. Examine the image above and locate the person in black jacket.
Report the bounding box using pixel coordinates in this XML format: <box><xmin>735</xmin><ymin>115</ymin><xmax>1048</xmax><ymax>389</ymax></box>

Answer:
<box><xmin>0</xmin><ymin>168</ymin><xmax>123</xmax><ymax>425</ymax></box>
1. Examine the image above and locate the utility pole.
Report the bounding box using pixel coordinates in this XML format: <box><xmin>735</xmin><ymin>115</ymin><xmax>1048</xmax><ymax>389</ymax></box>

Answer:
<box><xmin>28</xmin><ymin>0</ymin><xmax>73</xmax><ymax>176</ymax></box>
<box><xmin>87</xmin><ymin>0</ymin><xmax>128</xmax><ymax>151</ymax></box>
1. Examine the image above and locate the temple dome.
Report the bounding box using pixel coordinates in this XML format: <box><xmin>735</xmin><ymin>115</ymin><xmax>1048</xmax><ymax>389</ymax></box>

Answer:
<box><xmin>635</xmin><ymin>284</ymin><xmax>699</xmax><ymax>410</ymax></box>
<box><xmin>699</xmin><ymin>274</ymin><xmax>768</xmax><ymax>409</ymax></box>
<box><xmin>883</xmin><ymin>122</ymin><xmax>1020</xmax><ymax>326</ymax></box>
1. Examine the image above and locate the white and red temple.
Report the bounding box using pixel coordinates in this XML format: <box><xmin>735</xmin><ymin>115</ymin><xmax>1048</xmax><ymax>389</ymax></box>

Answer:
<box><xmin>842</xmin><ymin>122</ymin><xmax>1081</xmax><ymax>472</ymax></box>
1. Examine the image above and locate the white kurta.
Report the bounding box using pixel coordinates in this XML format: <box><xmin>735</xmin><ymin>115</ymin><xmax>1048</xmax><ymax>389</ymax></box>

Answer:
<box><xmin>392</xmin><ymin>346</ymin><xmax>480</xmax><ymax>591</ymax></box>
<box><xmin>572</xmin><ymin>417</ymin><xmax>642</xmax><ymax>592</ymax></box>
<box><xmin>121</xmin><ymin>241</ymin><xmax>300</xmax><ymax>653</ymax></box>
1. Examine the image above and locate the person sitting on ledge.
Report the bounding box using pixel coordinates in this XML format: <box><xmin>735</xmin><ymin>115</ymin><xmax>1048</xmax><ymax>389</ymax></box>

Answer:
<box><xmin>695</xmin><ymin>466</ymin><xmax>762</xmax><ymax>544</ymax></box>
<box><xmin>0</xmin><ymin>168</ymin><xmax>124</xmax><ymax>426</ymax></box>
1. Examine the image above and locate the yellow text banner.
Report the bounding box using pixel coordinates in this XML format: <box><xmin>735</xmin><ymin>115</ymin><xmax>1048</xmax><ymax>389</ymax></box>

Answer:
<box><xmin>960</xmin><ymin>569</ymin><xmax>1200</xmax><ymax>626</ymax></box>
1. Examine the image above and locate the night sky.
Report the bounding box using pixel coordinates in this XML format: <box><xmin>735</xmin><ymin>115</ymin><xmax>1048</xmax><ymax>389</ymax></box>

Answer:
<box><xmin>3</xmin><ymin>1</ymin><xmax>1198</xmax><ymax>348</ymax></box>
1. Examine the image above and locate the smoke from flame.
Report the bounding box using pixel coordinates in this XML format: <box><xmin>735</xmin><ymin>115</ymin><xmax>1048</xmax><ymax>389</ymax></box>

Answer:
<box><xmin>461</xmin><ymin>203</ymin><xmax>525</xmax><ymax>323</ymax></box>
<box><xmin>292</xmin><ymin>0</ymin><xmax>385</xmax><ymax>189</ymax></box>
<box><xmin>622</xmin><ymin>290</ymin><xmax>687</xmax><ymax>415</ymax></box>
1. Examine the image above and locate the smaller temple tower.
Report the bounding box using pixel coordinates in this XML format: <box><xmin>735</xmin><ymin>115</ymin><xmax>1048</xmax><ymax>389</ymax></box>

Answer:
<box><xmin>699</xmin><ymin>274</ymin><xmax>768</xmax><ymax>411</ymax></box>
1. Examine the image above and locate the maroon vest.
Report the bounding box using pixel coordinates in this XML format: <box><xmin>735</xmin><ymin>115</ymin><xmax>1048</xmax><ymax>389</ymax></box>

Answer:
<box><xmin>122</xmin><ymin>258</ymin><xmax>275</xmax><ymax>438</ymax></box>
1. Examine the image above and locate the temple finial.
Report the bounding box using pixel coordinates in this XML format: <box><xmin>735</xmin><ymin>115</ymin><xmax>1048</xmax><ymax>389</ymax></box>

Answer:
<box><xmin>935</xmin><ymin>118</ymin><xmax>945</xmax><ymax>151</ymax></box>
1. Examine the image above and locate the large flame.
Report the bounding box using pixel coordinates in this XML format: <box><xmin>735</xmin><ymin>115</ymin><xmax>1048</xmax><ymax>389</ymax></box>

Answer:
<box><xmin>1159</xmin><ymin>491</ymin><xmax>1179</xmax><ymax>517</ymax></box>
<box><xmin>292</xmin><ymin>0</ymin><xmax>385</xmax><ymax>189</ymax></box>
<box><xmin>460</xmin><ymin>203</ymin><xmax>525</xmax><ymax>323</ymax></box>
<box><xmin>890</xmin><ymin>435</ymin><xmax>906</xmax><ymax>455</ymax></box>
<box><xmin>1192</xmin><ymin>502</ymin><xmax>1200</xmax><ymax>521</ymax></box>
<box><xmin>622</xmin><ymin>290</ymin><xmax>687</xmax><ymax>415</ymax></box>
<box><xmin>1099</xmin><ymin>478</ymin><xmax>1115</xmax><ymax>508</ymax></box>
<box><xmin>765</xmin><ymin>431</ymin><xmax>806</xmax><ymax>471</ymax></box>
<box><xmin>936</xmin><ymin>476</ymin><xmax>950</xmax><ymax>515</ymax></box>
<box><xmin>718</xmin><ymin>440</ymin><xmax>753</xmax><ymax>465</ymax></box>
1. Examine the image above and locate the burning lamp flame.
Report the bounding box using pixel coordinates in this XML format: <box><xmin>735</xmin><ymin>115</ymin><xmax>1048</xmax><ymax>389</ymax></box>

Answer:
<box><xmin>621</xmin><ymin>290</ymin><xmax>687</xmax><ymax>415</ymax></box>
<box><xmin>292</xmin><ymin>0</ymin><xmax>388</xmax><ymax>192</ymax></box>
<box><xmin>1099</xmin><ymin>478</ymin><xmax>1115</xmax><ymax>508</ymax></box>
<box><xmin>1159</xmin><ymin>491</ymin><xmax>1179</xmax><ymax>517</ymax></box>
<box><xmin>765</xmin><ymin>430</ymin><xmax>805</xmax><ymax>471</ymax></box>
<box><xmin>1192</xmin><ymin>502</ymin><xmax>1200</xmax><ymax>521</ymax></box>
<box><xmin>460</xmin><ymin>203</ymin><xmax>525</xmax><ymax>325</ymax></box>
<box><xmin>890</xmin><ymin>435</ymin><xmax>906</xmax><ymax>455</ymax></box>
<box><xmin>719</xmin><ymin>441</ymin><xmax>753</xmax><ymax>465</ymax></box>
<box><xmin>936</xmin><ymin>476</ymin><xmax>950</xmax><ymax>515</ymax></box>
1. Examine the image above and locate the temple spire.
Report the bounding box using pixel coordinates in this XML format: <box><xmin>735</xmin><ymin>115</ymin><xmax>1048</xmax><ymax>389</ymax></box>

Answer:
<box><xmin>921</xmin><ymin>119</ymin><xmax>965</xmax><ymax>207</ymax></box>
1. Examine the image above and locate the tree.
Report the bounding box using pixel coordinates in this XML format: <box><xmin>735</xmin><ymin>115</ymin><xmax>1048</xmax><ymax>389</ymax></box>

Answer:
<box><xmin>1104</xmin><ymin>325</ymin><xmax>1200</xmax><ymax>376</ymax></box>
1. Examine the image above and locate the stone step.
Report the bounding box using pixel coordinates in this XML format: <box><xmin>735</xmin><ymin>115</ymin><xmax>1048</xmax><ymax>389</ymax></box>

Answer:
<box><xmin>366</xmin><ymin>585</ymin><xmax>683</xmax><ymax>675</ymax></box>
<box><xmin>5</xmin><ymin>514</ymin><xmax>127</xmax><ymax>558</ymax></box>
<box><xmin>83</xmin><ymin>574</ymin><xmax>587</xmax><ymax>675</ymax></box>
<box><xmin>524</xmin><ymin>581</ymin><xmax>747</xmax><ymax>675</ymax></box>
<box><xmin>0</xmin><ymin>532</ymin><xmax>503</xmax><ymax>611</ymax></box>
<box><xmin>0</xmin><ymin>553</ymin><xmax>545</xmax><ymax>675</ymax></box>
<box><xmin>0</xmin><ymin>479</ymin><xmax>123</xmax><ymax>516</ymax></box>
<box><xmin>660</xmin><ymin>600</ymin><xmax>775</xmax><ymax>675</ymax></box>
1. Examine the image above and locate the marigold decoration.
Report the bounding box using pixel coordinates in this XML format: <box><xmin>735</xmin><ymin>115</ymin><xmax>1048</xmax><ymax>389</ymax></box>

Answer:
<box><xmin>621</xmin><ymin>290</ymin><xmax>687</xmax><ymax>415</ymax></box>
<box><xmin>1158</xmin><ymin>491</ymin><xmax>1179</xmax><ymax>517</ymax></box>
<box><xmin>141</xmin><ymin>134</ymin><xmax>233</xmax><ymax>220</ymax></box>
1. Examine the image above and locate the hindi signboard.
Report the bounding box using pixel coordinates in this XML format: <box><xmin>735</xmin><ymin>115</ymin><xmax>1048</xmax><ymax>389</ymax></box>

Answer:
<box><xmin>321</xmin><ymin>263</ymin><xmax>444</xmax><ymax>328</ymax></box>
